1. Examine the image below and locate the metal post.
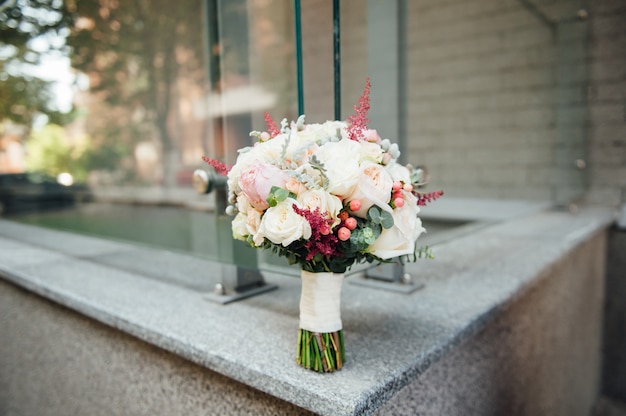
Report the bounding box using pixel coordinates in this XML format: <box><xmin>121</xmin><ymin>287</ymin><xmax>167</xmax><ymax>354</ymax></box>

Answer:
<box><xmin>294</xmin><ymin>0</ymin><xmax>304</xmax><ymax>116</ymax></box>
<box><xmin>333</xmin><ymin>0</ymin><xmax>341</xmax><ymax>120</ymax></box>
<box><xmin>193</xmin><ymin>169</ymin><xmax>277</xmax><ymax>304</ymax></box>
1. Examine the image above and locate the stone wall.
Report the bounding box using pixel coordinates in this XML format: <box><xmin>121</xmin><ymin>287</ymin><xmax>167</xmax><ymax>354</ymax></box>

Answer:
<box><xmin>376</xmin><ymin>230</ymin><xmax>606</xmax><ymax>415</ymax></box>
<box><xmin>0</xmin><ymin>279</ymin><xmax>313</xmax><ymax>416</ymax></box>
<box><xmin>404</xmin><ymin>0</ymin><xmax>584</xmax><ymax>201</ymax></box>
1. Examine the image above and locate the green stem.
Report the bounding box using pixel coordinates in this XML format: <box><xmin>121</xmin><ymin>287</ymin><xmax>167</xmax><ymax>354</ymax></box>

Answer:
<box><xmin>296</xmin><ymin>329</ymin><xmax>345</xmax><ymax>373</ymax></box>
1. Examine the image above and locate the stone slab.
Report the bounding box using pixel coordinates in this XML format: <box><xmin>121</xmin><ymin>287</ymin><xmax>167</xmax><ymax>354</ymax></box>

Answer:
<box><xmin>0</xmin><ymin>206</ymin><xmax>616</xmax><ymax>415</ymax></box>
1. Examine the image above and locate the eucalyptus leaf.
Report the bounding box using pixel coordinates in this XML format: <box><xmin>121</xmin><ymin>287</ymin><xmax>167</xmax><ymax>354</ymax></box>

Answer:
<box><xmin>369</xmin><ymin>223</ymin><xmax>382</xmax><ymax>238</ymax></box>
<box><xmin>367</xmin><ymin>207</ymin><xmax>381</xmax><ymax>223</ymax></box>
<box><xmin>380</xmin><ymin>211</ymin><xmax>394</xmax><ymax>229</ymax></box>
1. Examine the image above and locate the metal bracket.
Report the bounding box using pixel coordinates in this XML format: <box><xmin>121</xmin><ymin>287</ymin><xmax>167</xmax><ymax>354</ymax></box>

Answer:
<box><xmin>193</xmin><ymin>168</ymin><xmax>278</xmax><ymax>304</ymax></box>
<box><xmin>204</xmin><ymin>264</ymin><xmax>277</xmax><ymax>305</ymax></box>
<box><xmin>350</xmin><ymin>263</ymin><xmax>425</xmax><ymax>294</ymax></box>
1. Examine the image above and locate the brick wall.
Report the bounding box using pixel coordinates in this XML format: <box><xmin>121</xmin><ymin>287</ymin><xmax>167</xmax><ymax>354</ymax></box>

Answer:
<box><xmin>299</xmin><ymin>0</ymin><xmax>625</xmax><ymax>206</ymax></box>
<box><xmin>300</xmin><ymin>0</ymin><xmax>367</xmax><ymax>123</ymax></box>
<box><xmin>405</xmin><ymin>0</ymin><xmax>582</xmax><ymax>201</ymax></box>
<box><xmin>586</xmin><ymin>0</ymin><xmax>626</xmax><ymax>206</ymax></box>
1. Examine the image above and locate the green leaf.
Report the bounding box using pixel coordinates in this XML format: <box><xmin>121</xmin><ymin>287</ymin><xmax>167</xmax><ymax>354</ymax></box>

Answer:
<box><xmin>266</xmin><ymin>186</ymin><xmax>294</xmax><ymax>207</ymax></box>
<box><xmin>380</xmin><ymin>211</ymin><xmax>394</xmax><ymax>229</ymax></box>
<box><xmin>367</xmin><ymin>206</ymin><xmax>381</xmax><ymax>223</ymax></box>
<box><xmin>368</xmin><ymin>223</ymin><xmax>382</xmax><ymax>239</ymax></box>
<box><xmin>362</xmin><ymin>227</ymin><xmax>377</xmax><ymax>244</ymax></box>
<box><xmin>275</xmin><ymin>187</ymin><xmax>290</xmax><ymax>201</ymax></box>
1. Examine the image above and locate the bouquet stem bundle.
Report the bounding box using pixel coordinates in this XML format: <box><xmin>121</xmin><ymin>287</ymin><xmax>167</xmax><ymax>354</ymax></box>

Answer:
<box><xmin>297</xmin><ymin>329</ymin><xmax>345</xmax><ymax>372</ymax></box>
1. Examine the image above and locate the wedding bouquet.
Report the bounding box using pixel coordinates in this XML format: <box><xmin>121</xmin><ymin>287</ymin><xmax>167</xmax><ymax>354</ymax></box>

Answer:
<box><xmin>203</xmin><ymin>79</ymin><xmax>442</xmax><ymax>372</ymax></box>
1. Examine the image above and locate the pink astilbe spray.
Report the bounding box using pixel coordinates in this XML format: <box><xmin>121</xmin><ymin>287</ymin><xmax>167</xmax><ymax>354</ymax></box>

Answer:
<box><xmin>201</xmin><ymin>156</ymin><xmax>232</xmax><ymax>177</ymax></box>
<box><xmin>264</xmin><ymin>112</ymin><xmax>281</xmax><ymax>138</ymax></box>
<box><xmin>346</xmin><ymin>77</ymin><xmax>371</xmax><ymax>142</ymax></box>
<box><xmin>292</xmin><ymin>205</ymin><xmax>343</xmax><ymax>261</ymax></box>
<box><xmin>415</xmin><ymin>190</ymin><xmax>444</xmax><ymax>206</ymax></box>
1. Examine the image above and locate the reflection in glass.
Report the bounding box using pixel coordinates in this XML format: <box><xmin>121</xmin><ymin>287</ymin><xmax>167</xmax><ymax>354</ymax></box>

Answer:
<box><xmin>1</xmin><ymin>0</ymin><xmax>592</xmax><ymax>260</ymax></box>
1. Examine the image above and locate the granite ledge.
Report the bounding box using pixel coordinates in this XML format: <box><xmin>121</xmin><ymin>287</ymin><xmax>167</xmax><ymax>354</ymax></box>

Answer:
<box><xmin>0</xmin><ymin>205</ymin><xmax>617</xmax><ymax>415</ymax></box>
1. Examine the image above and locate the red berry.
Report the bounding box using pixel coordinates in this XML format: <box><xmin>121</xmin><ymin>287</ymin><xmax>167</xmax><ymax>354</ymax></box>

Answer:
<box><xmin>392</xmin><ymin>181</ymin><xmax>402</xmax><ymax>191</ymax></box>
<box><xmin>338</xmin><ymin>227</ymin><xmax>351</xmax><ymax>241</ymax></box>
<box><xmin>345</xmin><ymin>217</ymin><xmax>357</xmax><ymax>230</ymax></box>
<box><xmin>394</xmin><ymin>197</ymin><xmax>405</xmax><ymax>208</ymax></box>
<box><xmin>349</xmin><ymin>199</ymin><xmax>361</xmax><ymax>211</ymax></box>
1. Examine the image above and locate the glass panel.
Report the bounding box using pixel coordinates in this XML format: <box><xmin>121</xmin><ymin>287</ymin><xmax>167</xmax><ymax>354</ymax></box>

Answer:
<box><xmin>1</xmin><ymin>0</ymin><xmax>591</xmax><ymax>268</ymax></box>
<box><xmin>0</xmin><ymin>0</ymin><xmax>222</xmax><ymax>260</ymax></box>
<box><xmin>0</xmin><ymin>0</ymin><xmax>300</xmax><ymax>268</ymax></box>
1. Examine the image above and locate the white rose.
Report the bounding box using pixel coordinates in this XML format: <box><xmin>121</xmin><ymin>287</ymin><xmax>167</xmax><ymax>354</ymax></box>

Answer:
<box><xmin>345</xmin><ymin>161</ymin><xmax>394</xmax><ymax>218</ymax></box>
<box><xmin>359</xmin><ymin>141</ymin><xmax>384</xmax><ymax>163</ymax></box>
<box><xmin>385</xmin><ymin>160</ymin><xmax>412</xmax><ymax>184</ymax></box>
<box><xmin>255</xmin><ymin>198</ymin><xmax>312</xmax><ymax>247</ymax></box>
<box><xmin>258</xmin><ymin>131</ymin><xmax>316</xmax><ymax>166</ymax></box>
<box><xmin>319</xmin><ymin>120</ymin><xmax>349</xmax><ymax>141</ymax></box>
<box><xmin>369</xmin><ymin>192</ymin><xmax>426</xmax><ymax>259</ymax></box>
<box><xmin>232</xmin><ymin>212</ymin><xmax>249</xmax><ymax>241</ymax></box>
<box><xmin>297</xmin><ymin>189</ymin><xmax>343</xmax><ymax>227</ymax></box>
<box><xmin>315</xmin><ymin>138</ymin><xmax>361</xmax><ymax>196</ymax></box>
<box><xmin>253</xmin><ymin>133</ymin><xmax>289</xmax><ymax>162</ymax></box>
<box><xmin>297</xmin><ymin>121</ymin><xmax>347</xmax><ymax>144</ymax></box>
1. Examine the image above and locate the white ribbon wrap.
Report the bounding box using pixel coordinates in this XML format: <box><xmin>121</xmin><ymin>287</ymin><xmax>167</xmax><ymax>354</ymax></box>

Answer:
<box><xmin>299</xmin><ymin>270</ymin><xmax>344</xmax><ymax>333</ymax></box>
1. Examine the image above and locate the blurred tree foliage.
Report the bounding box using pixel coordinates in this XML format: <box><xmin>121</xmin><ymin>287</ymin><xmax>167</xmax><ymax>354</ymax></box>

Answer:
<box><xmin>64</xmin><ymin>0</ymin><xmax>209</xmax><ymax>185</ymax></box>
<box><xmin>24</xmin><ymin>123</ymin><xmax>89</xmax><ymax>180</ymax></box>
<box><xmin>2</xmin><ymin>0</ymin><xmax>253</xmax><ymax>185</ymax></box>
<box><xmin>0</xmin><ymin>0</ymin><xmax>75</xmax><ymax>130</ymax></box>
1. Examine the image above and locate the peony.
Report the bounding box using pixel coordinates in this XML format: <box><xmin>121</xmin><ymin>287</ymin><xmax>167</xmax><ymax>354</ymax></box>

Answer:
<box><xmin>345</xmin><ymin>161</ymin><xmax>394</xmax><ymax>218</ymax></box>
<box><xmin>255</xmin><ymin>198</ymin><xmax>312</xmax><ymax>246</ymax></box>
<box><xmin>314</xmin><ymin>138</ymin><xmax>361</xmax><ymax>196</ymax></box>
<box><xmin>238</xmin><ymin>162</ymin><xmax>290</xmax><ymax>210</ymax></box>
<box><xmin>369</xmin><ymin>192</ymin><xmax>425</xmax><ymax>259</ymax></box>
<box><xmin>297</xmin><ymin>189</ymin><xmax>343</xmax><ymax>227</ymax></box>
<box><xmin>227</xmin><ymin>147</ymin><xmax>260</xmax><ymax>193</ymax></box>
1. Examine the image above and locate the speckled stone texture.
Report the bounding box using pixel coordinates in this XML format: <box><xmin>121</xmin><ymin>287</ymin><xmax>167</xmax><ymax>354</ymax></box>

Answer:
<box><xmin>0</xmin><ymin>207</ymin><xmax>615</xmax><ymax>416</ymax></box>
<box><xmin>374</xmin><ymin>231</ymin><xmax>606</xmax><ymax>416</ymax></box>
<box><xmin>0</xmin><ymin>280</ymin><xmax>315</xmax><ymax>416</ymax></box>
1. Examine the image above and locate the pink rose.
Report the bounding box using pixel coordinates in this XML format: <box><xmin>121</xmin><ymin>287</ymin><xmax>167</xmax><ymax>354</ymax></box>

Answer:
<box><xmin>238</xmin><ymin>163</ymin><xmax>290</xmax><ymax>210</ymax></box>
